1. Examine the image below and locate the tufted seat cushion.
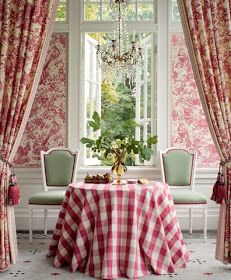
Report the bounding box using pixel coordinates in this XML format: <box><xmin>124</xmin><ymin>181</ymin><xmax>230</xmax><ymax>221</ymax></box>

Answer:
<box><xmin>171</xmin><ymin>190</ymin><xmax>207</xmax><ymax>204</ymax></box>
<box><xmin>28</xmin><ymin>190</ymin><xmax>65</xmax><ymax>205</ymax></box>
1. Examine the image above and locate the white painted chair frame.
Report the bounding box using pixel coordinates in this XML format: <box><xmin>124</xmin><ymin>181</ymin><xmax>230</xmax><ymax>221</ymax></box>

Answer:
<box><xmin>28</xmin><ymin>147</ymin><xmax>78</xmax><ymax>243</ymax></box>
<box><xmin>159</xmin><ymin>148</ymin><xmax>208</xmax><ymax>241</ymax></box>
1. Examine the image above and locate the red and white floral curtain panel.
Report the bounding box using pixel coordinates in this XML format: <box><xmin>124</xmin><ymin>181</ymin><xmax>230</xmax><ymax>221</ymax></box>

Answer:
<box><xmin>0</xmin><ymin>0</ymin><xmax>58</xmax><ymax>271</ymax></box>
<box><xmin>177</xmin><ymin>0</ymin><xmax>231</xmax><ymax>263</ymax></box>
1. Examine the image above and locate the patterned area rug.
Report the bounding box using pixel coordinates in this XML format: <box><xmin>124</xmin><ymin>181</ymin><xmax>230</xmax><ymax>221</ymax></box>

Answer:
<box><xmin>1</xmin><ymin>231</ymin><xmax>231</xmax><ymax>280</ymax></box>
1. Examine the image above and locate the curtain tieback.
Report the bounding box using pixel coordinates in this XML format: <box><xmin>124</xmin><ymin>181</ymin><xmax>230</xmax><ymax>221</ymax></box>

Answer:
<box><xmin>220</xmin><ymin>160</ymin><xmax>231</xmax><ymax>168</ymax></box>
<box><xmin>0</xmin><ymin>154</ymin><xmax>14</xmax><ymax>169</ymax></box>
<box><xmin>0</xmin><ymin>154</ymin><xmax>20</xmax><ymax>206</ymax></box>
<box><xmin>210</xmin><ymin>160</ymin><xmax>230</xmax><ymax>205</ymax></box>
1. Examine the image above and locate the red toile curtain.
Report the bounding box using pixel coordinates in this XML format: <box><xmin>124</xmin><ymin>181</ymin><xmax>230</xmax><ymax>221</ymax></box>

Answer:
<box><xmin>0</xmin><ymin>0</ymin><xmax>58</xmax><ymax>271</ymax></box>
<box><xmin>177</xmin><ymin>0</ymin><xmax>231</xmax><ymax>263</ymax></box>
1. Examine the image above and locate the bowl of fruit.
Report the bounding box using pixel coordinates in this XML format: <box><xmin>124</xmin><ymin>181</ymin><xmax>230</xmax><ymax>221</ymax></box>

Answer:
<box><xmin>84</xmin><ymin>173</ymin><xmax>113</xmax><ymax>184</ymax></box>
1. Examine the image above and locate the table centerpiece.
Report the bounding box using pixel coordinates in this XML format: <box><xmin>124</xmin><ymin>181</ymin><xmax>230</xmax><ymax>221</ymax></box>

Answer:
<box><xmin>80</xmin><ymin>112</ymin><xmax>158</xmax><ymax>184</ymax></box>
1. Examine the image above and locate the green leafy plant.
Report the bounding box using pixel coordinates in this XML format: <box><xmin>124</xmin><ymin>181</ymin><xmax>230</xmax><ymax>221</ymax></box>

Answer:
<box><xmin>80</xmin><ymin>111</ymin><xmax>158</xmax><ymax>164</ymax></box>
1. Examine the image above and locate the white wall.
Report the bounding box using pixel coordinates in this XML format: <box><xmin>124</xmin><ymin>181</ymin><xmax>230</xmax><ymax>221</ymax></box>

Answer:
<box><xmin>15</xmin><ymin>167</ymin><xmax>219</xmax><ymax>232</ymax></box>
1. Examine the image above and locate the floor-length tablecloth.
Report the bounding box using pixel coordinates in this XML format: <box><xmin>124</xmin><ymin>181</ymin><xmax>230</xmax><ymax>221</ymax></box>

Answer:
<box><xmin>47</xmin><ymin>182</ymin><xmax>189</xmax><ymax>279</ymax></box>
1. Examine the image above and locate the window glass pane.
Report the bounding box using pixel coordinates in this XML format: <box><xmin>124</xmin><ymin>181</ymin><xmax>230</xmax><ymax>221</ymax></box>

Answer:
<box><xmin>86</xmin><ymin>85</ymin><xmax>90</xmax><ymax>118</ymax></box>
<box><xmin>102</xmin><ymin>3</ymin><xmax>114</xmax><ymax>20</ymax></box>
<box><xmin>140</xmin><ymin>124</ymin><xmax>144</xmax><ymax>141</ymax></box>
<box><xmin>83</xmin><ymin>0</ymin><xmax>155</xmax><ymax>22</ymax></box>
<box><xmin>83</xmin><ymin>32</ymin><xmax>155</xmax><ymax>166</ymax></box>
<box><xmin>124</xmin><ymin>4</ymin><xmax>136</xmax><ymax>20</ymax></box>
<box><xmin>147</xmin><ymin>42</ymin><xmax>152</xmax><ymax>77</ymax></box>
<box><xmin>147</xmin><ymin>81</ymin><xmax>151</xmax><ymax>118</ymax></box>
<box><xmin>56</xmin><ymin>0</ymin><xmax>67</xmax><ymax>22</ymax></box>
<box><xmin>141</xmin><ymin>66</ymin><xmax>144</xmax><ymax>81</ymax></box>
<box><xmin>147</xmin><ymin>121</ymin><xmax>151</xmax><ymax>136</ymax></box>
<box><xmin>171</xmin><ymin>0</ymin><xmax>180</xmax><ymax>21</ymax></box>
<box><xmin>85</xmin><ymin>3</ymin><xmax>101</xmax><ymax>20</ymax></box>
<box><xmin>140</xmin><ymin>85</ymin><xmax>144</xmax><ymax>119</ymax></box>
<box><xmin>137</xmin><ymin>3</ymin><xmax>153</xmax><ymax>20</ymax></box>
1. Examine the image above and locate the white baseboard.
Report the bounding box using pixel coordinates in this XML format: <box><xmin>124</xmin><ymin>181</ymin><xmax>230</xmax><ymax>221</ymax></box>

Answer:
<box><xmin>15</xmin><ymin>208</ymin><xmax>59</xmax><ymax>231</ymax></box>
<box><xmin>15</xmin><ymin>207</ymin><xmax>219</xmax><ymax>231</ymax></box>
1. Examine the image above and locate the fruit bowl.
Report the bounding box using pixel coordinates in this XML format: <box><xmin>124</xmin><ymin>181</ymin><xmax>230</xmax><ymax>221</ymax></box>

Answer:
<box><xmin>84</xmin><ymin>173</ymin><xmax>113</xmax><ymax>184</ymax></box>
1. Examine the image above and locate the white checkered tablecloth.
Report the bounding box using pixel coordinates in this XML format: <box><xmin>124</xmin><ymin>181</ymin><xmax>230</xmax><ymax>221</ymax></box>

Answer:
<box><xmin>47</xmin><ymin>182</ymin><xmax>189</xmax><ymax>279</ymax></box>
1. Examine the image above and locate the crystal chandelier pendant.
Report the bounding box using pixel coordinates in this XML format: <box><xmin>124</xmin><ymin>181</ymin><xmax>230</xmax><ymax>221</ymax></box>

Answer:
<box><xmin>96</xmin><ymin>0</ymin><xmax>143</xmax><ymax>81</ymax></box>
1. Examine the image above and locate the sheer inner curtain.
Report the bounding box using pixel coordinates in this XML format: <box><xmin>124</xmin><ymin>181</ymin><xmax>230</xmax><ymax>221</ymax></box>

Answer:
<box><xmin>177</xmin><ymin>0</ymin><xmax>231</xmax><ymax>263</ymax></box>
<box><xmin>0</xmin><ymin>0</ymin><xmax>58</xmax><ymax>271</ymax></box>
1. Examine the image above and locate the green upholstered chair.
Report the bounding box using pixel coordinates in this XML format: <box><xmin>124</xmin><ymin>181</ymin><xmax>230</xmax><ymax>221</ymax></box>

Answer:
<box><xmin>159</xmin><ymin>148</ymin><xmax>207</xmax><ymax>240</ymax></box>
<box><xmin>28</xmin><ymin>147</ymin><xmax>78</xmax><ymax>243</ymax></box>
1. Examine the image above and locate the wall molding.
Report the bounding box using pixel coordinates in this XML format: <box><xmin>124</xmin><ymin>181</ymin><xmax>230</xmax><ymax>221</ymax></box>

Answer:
<box><xmin>15</xmin><ymin>167</ymin><xmax>219</xmax><ymax>231</ymax></box>
<box><xmin>15</xmin><ymin>167</ymin><xmax>217</xmax><ymax>180</ymax></box>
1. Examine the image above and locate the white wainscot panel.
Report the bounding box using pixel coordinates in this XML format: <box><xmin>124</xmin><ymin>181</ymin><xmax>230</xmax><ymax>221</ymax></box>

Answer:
<box><xmin>15</xmin><ymin>167</ymin><xmax>219</xmax><ymax>231</ymax></box>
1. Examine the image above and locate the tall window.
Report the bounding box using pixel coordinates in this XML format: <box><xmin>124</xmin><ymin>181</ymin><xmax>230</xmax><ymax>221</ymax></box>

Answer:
<box><xmin>81</xmin><ymin>0</ymin><xmax>157</xmax><ymax>166</ymax></box>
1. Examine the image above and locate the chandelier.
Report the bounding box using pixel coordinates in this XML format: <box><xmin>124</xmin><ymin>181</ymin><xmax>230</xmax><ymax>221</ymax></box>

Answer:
<box><xmin>96</xmin><ymin>0</ymin><xmax>143</xmax><ymax>79</ymax></box>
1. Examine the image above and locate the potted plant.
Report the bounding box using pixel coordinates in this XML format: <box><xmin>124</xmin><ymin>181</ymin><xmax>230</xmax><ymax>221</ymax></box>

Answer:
<box><xmin>80</xmin><ymin>111</ymin><xmax>158</xmax><ymax>184</ymax></box>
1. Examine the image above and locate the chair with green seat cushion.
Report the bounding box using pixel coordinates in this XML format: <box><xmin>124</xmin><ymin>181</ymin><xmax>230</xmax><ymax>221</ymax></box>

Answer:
<box><xmin>171</xmin><ymin>191</ymin><xmax>207</xmax><ymax>204</ymax></box>
<box><xmin>28</xmin><ymin>147</ymin><xmax>78</xmax><ymax>243</ymax></box>
<box><xmin>28</xmin><ymin>190</ymin><xmax>66</xmax><ymax>205</ymax></box>
<box><xmin>159</xmin><ymin>148</ymin><xmax>208</xmax><ymax>241</ymax></box>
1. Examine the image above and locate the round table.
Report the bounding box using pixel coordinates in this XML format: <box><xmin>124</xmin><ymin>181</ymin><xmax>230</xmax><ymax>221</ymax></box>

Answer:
<box><xmin>47</xmin><ymin>181</ymin><xmax>189</xmax><ymax>279</ymax></box>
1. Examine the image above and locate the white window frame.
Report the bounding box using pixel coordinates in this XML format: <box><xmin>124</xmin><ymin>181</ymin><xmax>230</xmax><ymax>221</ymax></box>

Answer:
<box><xmin>67</xmin><ymin>0</ymin><xmax>169</xmax><ymax>179</ymax></box>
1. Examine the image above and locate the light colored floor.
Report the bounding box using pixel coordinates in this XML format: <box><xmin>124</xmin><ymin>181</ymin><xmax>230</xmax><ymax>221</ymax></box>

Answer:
<box><xmin>1</xmin><ymin>232</ymin><xmax>231</xmax><ymax>280</ymax></box>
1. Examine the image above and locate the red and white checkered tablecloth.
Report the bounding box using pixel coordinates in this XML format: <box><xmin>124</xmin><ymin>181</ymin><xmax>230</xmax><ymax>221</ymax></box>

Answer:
<box><xmin>47</xmin><ymin>182</ymin><xmax>189</xmax><ymax>279</ymax></box>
